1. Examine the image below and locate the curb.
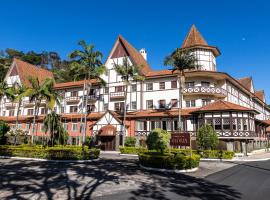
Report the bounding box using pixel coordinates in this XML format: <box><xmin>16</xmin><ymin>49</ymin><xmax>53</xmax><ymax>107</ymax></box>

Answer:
<box><xmin>200</xmin><ymin>157</ymin><xmax>270</xmax><ymax>162</ymax></box>
<box><xmin>0</xmin><ymin>156</ymin><xmax>100</xmax><ymax>163</ymax></box>
<box><xmin>140</xmin><ymin>165</ymin><xmax>198</xmax><ymax>173</ymax></box>
<box><xmin>119</xmin><ymin>154</ymin><xmax>138</xmax><ymax>157</ymax></box>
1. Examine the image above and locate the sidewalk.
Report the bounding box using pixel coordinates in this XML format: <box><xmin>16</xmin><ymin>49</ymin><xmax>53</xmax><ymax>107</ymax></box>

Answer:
<box><xmin>232</xmin><ymin>151</ymin><xmax>270</xmax><ymax>162</ymax></box>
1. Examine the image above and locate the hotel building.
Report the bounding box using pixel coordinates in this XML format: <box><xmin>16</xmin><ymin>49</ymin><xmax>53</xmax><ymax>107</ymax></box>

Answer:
<box><xmin>1</xmin><ymin>25</ymin><xmax>270</xmax><ymax>152</ymax></box>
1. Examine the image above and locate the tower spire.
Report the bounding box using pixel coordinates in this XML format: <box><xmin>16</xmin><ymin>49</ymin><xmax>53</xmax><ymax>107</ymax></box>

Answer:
<box><xmin>181</xmin><ymin>24</ymin><xmax>208</xmax><ymax>48</ymax></box>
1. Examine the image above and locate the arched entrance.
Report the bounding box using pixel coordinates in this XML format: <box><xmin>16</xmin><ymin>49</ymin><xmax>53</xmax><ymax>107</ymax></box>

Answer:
<box><xmin>98</xmin><ymin>125</ymin><xmax>116</xmax><ymax>151</ymax></box>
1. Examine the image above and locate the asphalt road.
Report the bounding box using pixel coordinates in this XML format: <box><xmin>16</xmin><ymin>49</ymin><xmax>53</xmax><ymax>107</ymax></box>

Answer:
<box><xmin>0</xmin><ymin>158</ymin><xmax>269</xmax><ymax>200</ymax></box>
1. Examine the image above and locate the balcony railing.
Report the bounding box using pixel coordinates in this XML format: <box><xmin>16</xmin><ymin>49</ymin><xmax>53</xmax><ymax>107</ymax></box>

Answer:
<box><xmin>183</xmin><ymin>86</ymin><xmax>227</xmax><ymax>97</ymax></box>
<box><xmin>5</xmin><ymin>102</ymin><xmax>17</xmax><ymax>108</ymax></box>
<box><xmin>23</xmin><ymin>100</ymin><xmax>35</xmax><ymax>107</ymax></box>
<box><xmin>110</xmin><ymin>91</ymin><xmax>125</xmax><ymax>99</ymax></box>
<box><xmin>65</xmin><ymin>96</ymin><xmax>80</xmax><ymax>103</ymax></box>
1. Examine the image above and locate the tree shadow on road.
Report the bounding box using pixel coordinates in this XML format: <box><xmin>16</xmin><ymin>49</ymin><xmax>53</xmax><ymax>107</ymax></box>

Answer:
<box><xmin>0</xmin><ymin>158</ymin><xmax>241</xmax><ymax>200</ymax></box>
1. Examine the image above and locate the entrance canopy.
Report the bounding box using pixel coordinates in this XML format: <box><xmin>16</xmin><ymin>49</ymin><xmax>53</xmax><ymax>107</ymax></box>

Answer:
<box><xmin>99</xmin><ymin>125</ymin><xmax>116</xmax><ymax>136</ymax></box>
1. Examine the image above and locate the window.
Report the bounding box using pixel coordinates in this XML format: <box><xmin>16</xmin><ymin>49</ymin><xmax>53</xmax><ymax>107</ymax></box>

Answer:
<box><xmin>104</xmin><ymin>103</ymin><xmax>108</xmax><ymax>111</ymax></box>
<box><xmin>171</xmin><ymin>80</ymin><xmax>177</xmax><ymax>89</ymax></box>
<box><xmin>136</xmin><ymin>121</ymin><xmax>147</xmax><ymax>131</ymax></box>
<box><xmin>159</xmin><ymin>100</ymin><xmax>166</xmax><ymax>109</ymax></box>
<box><xmin>150</xmin><ymin>121</ymin><xmax>156</xmax><ymax>130</ymax></box>
<box><xmin>201</xmin><ymin>81</ymin><xmax>210</xmax><ymax>87</ymax></box>
<box><xmin>202</xmin><ymin>99</ymin><xmax>211</xmax><ymax>106</ymax></box>
<box><xmin>206</xmin><ymin>119</ymin><xmax>213</xmax><ymax>127</ymax></box>
<box><xmin>63</xmin><ymin>123</ymin><xmax>68</xmax><ymax>131</ymax></box>
<box><xmin>171</xmin><ymin>99</ymin><xmax>178</xmax><ymax>108</ymax></box>
<box><xmin>27</xmin><ymin>109</ymin><xmax>34</xmax><ymax>116</ymax></box>
<box><xmin>185</xmin><ymin>82</ymin><xmax>194</xmax><ymax>88</ymax></box>
<box><xmin>159</xmin><ymin>82</ymin><xmax>165</xmax><ymax>90</ymax></box>
<box><xmin>61</xmin><ymin>106</ymin><xmax>65</xmax><ymax>113</ymax></box>
<box><xmin>173</xmin><ymin>120</ymin><xmax>178</xmax><ymax>131</ymax></box>
<box><xmin>26</xmin><ymin>123</ymin><xmax>31</xmax><ymax>131</ymax></box>
<box><xmin>40</xmin><ymin>124</ymin><xmax>45</xmax><ymax>132</ymax></box>
<box><xmin>18</xmin><ymin>123</ymin><xmax>22</xmax><ymax>129</ymax></box>
<box><xmin>9</xmin><ymin>110</ymin><xmax>15</xmax><ymax>116</ymax></box>
<box><xmin>71</xmin><ymin>91</ymin><xmax>78</xmax><ymax>97</ymax></box>
<box><xmin>87</xmin><ymin>105</ymin><xmax>95</xmax><ymax>112</ymax></box>
<box><xmin>232</xmin><ymin>119</ymin><xmax>237</xmax><ymax>130</ymax></box>
<box><xmin>131</xmin><ymin>84</ymin><xmax>137</xmax><ymax>92</ymax></box>
<box><xmin>186</xmin><ymin>100</ymin><xmax>196</xmax><ymax>108</ymax></box>
<box><xmin>104</xmin><ymin>87</ymin><xmax>109</xmax><ymax>94</ymax></box>
<box><xmin>243</xmin><ymin>119</ymin><xmax>248</xmax><ymax>131</ymax></box>
<box><xmin>146</xmin><ymin>100</ymin><xmax>153</xmax><ymax>109</ymax></box>
<box><xmin>146</xmin><ymin>83</ymin><xmax>153</xmax><ymax>91</ymax></box>
<box><xmin>114</xmin><ymin>102</ymin><xmax>124</xmax><ymax>112</ymax></box>
<box><xmin>41</xmin><ymin>108</ymin><xmax>47</xmax><ymax>115</ymax></box>
<box><xmin>115</xmin><ymin>86</ymin><xmax>124</xmax><ymax>92</ymax></box>
<box><xmin>131</xmin><ymin>101</ymin><xmax>137</xmax><ymax>110</ymax></box>
<box><xmin>70</xmin><ymin>106</ymin><xmax>78</xmax><ymax>113</ymax></box>
<box><xmin>222</xmin><ymin>118</ymin><xmax>230</xmax><ymax>130</ymax></box>
<box><xmin>237</xmin><ymin>119</ymin><xmax>243</xmax><ymax>131</ymax></box>
<box><xmin>214</xmin><ymin>118</ymin><xmax>222</xmax><ymax>130</ymax></box>
<box><xmin>162</xmin><ymin>121</ymin><xmax>167</xmax><ymax>130</ymax></box>
<box><xmin>72</xmin><ymin>123</ymin><xmax>78</xmax><ymax>132</ymax></box>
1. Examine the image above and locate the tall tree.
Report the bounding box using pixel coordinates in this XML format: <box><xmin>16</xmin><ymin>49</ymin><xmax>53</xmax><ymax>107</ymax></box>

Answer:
<box><xmin>68</xmin><ymin>40</ymin><xmax>106</xmax><ymax>149</ymax></box>
<box><xmin>25</xmin><ymin>77</ymin><xmax>58</xmax><ymax>144</ymax></box>
<box><xmin>164</xmin><ymin>48</ymin><xmax>198</xmax><ymax>132</ymax></box>
<box><xmin>113</xmin><ymin>57</ymin><xmax>144</xmax><ymax>145</ymax></box>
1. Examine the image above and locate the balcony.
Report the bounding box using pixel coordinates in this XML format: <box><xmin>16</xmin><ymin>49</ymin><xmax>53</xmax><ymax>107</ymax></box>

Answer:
<box><xmin>110</xmin><ymin>92</ymin><xmax>125</xmax><ymax>100</ymax></box>
<box><xmin>23</xmin><ymin>100</ymin><xmax>35</xmax><ymax>107</ymax></box>
<box><xmin>65</xmin><ymin>96</ymin><xmax>80</xmax><ymax>103</ymax></box>
<box><xmin>183</xmin><ymin>86</ymin><xmax>227</xmax><ymax>97</ymax></box>
<box><xmin>4</xmin><ymin>102</ymin><xmax>17</xmax><ymax>108</ymax></box>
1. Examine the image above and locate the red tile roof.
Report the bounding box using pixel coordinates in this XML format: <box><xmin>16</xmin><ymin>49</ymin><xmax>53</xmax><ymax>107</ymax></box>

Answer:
<box><xmin>108</xmin><ymin>35</ymin><xmax>152</xmax><ymax>76</ymax></box>
<box><xmin>54</xmin><ymin>79</ymin><xmax>99</xmax><ymax>89</ymax></box>
<box><xmin>181</xmin><ymin>25</ymin><xmax>220</xmax><ymax>56</ymax></box>
<box><xmin>13</xmin><ymin>58</ymin><xmax>54</xmax><ymax>87</ymax></box>
<box><xmin>193</xmin><ymin>100</ymin><xmax>258</xmax><ymax>113</ymax></box>
<box><xmin>238</xmin><ymin>77</ymin><xmax>253</xmax><ymax>92</ymax></box>
<box><xmin>254</xmin><ymin>90</ymin><xmax>265</xmax><ymax>102</ymax></box>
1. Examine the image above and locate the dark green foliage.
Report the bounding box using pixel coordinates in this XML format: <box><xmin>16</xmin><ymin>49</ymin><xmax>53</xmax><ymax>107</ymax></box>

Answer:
<box><xmin>0</xmin><ymin>145</ymin><xmax>100</xmax><ymax>160</ymax></box>
<box><xmin>146</xmin><ymin>128</ymin><xmax>171</xmax><ymax>153</ymax></box>
<box><xmin>119</xmin><ymin>147</ymin><xmax>147</xmax><ymax>154</ymax></box>
<box><xmin>197</xmin><ymin>124</ymin><xmax>219</xmax><ymax>150</ymax></box>
<box><xmin>124</xmin><ymin>137</ymin><xmax>136</xmax><ymax>147</ymax></box>
<box><xmin>139</xmin><ymin>152</ymin><xmax>200</xmax><ymax>170</ymax></box>
<box><xmin>0</xmin><ymin>121</ymin><xmax>10</xmax><ymax>144</ymax></box>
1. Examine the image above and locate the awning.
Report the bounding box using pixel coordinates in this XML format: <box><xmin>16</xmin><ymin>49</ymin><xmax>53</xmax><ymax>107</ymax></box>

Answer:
<box><xmin>99</xmin><ymin>125</ymin><xmax>116</xmax><ymax>136</ymax></box>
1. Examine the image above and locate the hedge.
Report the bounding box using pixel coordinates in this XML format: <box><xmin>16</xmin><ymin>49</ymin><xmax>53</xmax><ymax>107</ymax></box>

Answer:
<box><xmin>139</xmin><ymin>152</ymin><xmax>200</xmax><ymax>170</ymax></box>
<box><xmin>119</xmin><ymin>146</ymin><xmax>147</xmax><ymax>154</ymax></box>
<box><xmin>120</xmin><ymin>147</ymin><xmax>234</xmax><ymax>159</ymax></box>
<box><xmin>0</xmin><ymin>145</ymin><xmax>100</xmax><ymax>160</ymax></box>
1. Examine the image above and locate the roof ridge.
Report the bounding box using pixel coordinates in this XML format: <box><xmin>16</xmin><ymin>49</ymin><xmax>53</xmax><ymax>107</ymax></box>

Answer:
<box><xmin>181</xmin><ymin>24</ymin><xmax>208</xmax><ymax>48</ymax></box>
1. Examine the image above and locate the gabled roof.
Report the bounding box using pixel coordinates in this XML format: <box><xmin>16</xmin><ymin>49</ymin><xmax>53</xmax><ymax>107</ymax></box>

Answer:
<box><xmin>7</xmin><ymin>58</ymin><xmax>54</xmax><ymax>87</ymax></box>
<box><xmin>107</xmin><ymin>35</ymin><xmax>151</xmax><ymax>75</ymax></box>
<box><xmin>192</xmin><ymin>100</ymin><xmax>258</xmax><ymax>114</ymax></box>
<box><xmin>254</xmin><ymin>90</ymin><xmax>265</xmax><ymax>102</ymax></box>
<box><xmin>181</xmin><ymin>25</ymin><xmax>220</xmax><ymax>56</ymax></box>
<box><xmin>238</xmin><ymin>77</ymin><xmax>253</xmax><ymax>92</ymax></box>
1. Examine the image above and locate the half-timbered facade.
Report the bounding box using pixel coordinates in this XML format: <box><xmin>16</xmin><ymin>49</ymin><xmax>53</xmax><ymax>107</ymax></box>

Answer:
<box><xmin>0</xmin><ymin>25</ymin><xmax>270</xmax><ymax>152</ymax></box>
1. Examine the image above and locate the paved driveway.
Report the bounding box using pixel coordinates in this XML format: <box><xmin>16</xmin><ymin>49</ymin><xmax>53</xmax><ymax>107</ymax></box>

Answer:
<box><xmin>0</xmin><ymin>157</ymin><xmax>268</xmax><ymax>200</ymax></box>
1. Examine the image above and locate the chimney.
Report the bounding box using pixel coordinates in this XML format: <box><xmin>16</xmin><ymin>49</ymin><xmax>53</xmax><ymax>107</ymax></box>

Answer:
<box><xmin>139</xmin><ymin>48</ymin><xmax>147</xmax><ymax>60</ymax></box>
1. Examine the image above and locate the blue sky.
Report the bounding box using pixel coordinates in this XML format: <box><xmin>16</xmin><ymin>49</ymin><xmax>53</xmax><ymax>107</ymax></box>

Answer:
<box><xmin>1</xmin><ymin>0</ymin><xmax>270</xmax><ymax>102</ymax></box>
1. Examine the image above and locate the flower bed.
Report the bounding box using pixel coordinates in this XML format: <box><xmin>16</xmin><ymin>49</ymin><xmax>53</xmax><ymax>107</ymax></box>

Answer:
<box><xmin>139</xmin><ymin>152</ymin><xmax>200</xmax><ymax>170</ymax></box>
<box><xmin>0</xmin><ymin>145</ymin><xmax>100</xmax><ymax>160</ymax></box>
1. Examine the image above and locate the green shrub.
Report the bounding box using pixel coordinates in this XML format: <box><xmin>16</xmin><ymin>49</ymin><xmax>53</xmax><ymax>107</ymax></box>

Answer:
<box><xmin>119</xmin><ymin>146</ymin><xmax>147</xmax><ymax>154</ymax></box>
<box><xmin>124</xmin><ymin>137</ymin><xmax>137</xmax><ymax>147</ymax></box>
<box><xmin>197</xmin><ymin>124</ymin><xmax>219</xmax><ymax>150</ymax></box>
<box><xmin>0</xmin><ymin>121</ymin><xmax>10</xmax><ymax>145</ymax></box>
<box><xmin>139</xmin><ymin>152</ymin><xmax>200</xmax><ymax>170</ymax></box>
<box><xmin>170</xmin><ymin>149</ymin><xmax>234</xmax><ymax>159</ymax></box>
<box><xmin>146</xmin><ymin>128</ymin><xmax>171</xmax><ymax>153</ymax></box>
<box><xmin>0</xmin><ymin>145</ymin><xmax>100</xmax><ymax>160</ymax></box>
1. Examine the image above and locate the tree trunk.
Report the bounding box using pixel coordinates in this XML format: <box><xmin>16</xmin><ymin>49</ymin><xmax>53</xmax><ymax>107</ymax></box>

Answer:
<box><xmin>14</xmin><ymin>100</ymin><xmax>22</xmax><ymax>145</ymax></box>
<box><xmin>80</xmin><ymin>79</ymin><xmax>86</xmax><ymax>146</ymax></box>
<box><xmin>122</xmin><ymin>83</ymin><xmax>128</xmax><ymax>146</ymax></box>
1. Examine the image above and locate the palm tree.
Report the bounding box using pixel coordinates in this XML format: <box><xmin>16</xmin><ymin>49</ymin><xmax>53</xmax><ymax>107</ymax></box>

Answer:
<box><xmin>68</xmin><ymin>40</ymin><xmax>106</xmax><ymax>149</ymax></box>
<box><xmin>164</xmin><ymin>48</ymin><xmax>198</xmax><ymax>133</ymax></box>
<box><xmin>43</xmin><ymin>111</ymin><xmax>67</xmax><ymax>146</ymax></box>
<box><xmin>113</xmin><ymin>57</ymin><xmax>144</xmax><ymax>146</ymax></box>
<box><xmin>25</xmin><ymin>77</ymin><xmax>58</xmax><ymax>144</ymax></box>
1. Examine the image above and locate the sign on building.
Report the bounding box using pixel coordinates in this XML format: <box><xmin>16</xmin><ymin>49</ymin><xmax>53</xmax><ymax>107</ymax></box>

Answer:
<box><xmin>170</xmin><ymin>133</ymin><xmax>190</xmax><ymax>147</ymax></box>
